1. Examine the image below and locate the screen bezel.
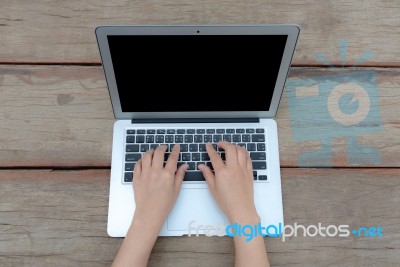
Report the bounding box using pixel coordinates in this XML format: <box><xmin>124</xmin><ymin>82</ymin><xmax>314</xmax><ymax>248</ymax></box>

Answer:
<box><xmin>96</xmin><ymin>25</ymin><xmax>300</xmax><ymax>119</ymax></box>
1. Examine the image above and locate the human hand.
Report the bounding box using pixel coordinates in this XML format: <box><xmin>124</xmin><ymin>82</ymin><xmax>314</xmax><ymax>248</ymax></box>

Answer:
<box><xmin>198</xmin><ymin>141</ymin><xmax>259</xmax><ymax>224</ymax></box>
<box><xmin>113</xmin><ymin>146</ymin><xmax>187</xmax><ymax>267</ymax></box>
<box><xmin>132</xmin><ymin>144</ymin><xmax>188</xmax><ymax>227</ymax></box>
<box><xmin>114</xmin><ymin>142</ymin><xmax>267</xmax><ymax>267</ymax></box>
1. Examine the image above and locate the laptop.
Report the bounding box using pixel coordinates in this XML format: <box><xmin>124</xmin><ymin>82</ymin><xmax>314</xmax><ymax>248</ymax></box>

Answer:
<box><xmin>95</xmin><ymin>25</ymin><xmax>299</xmax><ymax>237</ymax></box>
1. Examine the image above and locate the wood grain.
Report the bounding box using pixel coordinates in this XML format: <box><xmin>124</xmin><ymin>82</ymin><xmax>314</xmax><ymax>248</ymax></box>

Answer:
<box><xmin>0</xmin><ymin>0</ymin><xmax>399</xmax><ymax>65</ymax></box>
<box><xmin>1</xmin><ymin>2</ymin><xmax>398</xmax><ymax>266</ymax></box>
<box><xmin>0</xmin><ymin>65</ymin><xmax>398</xmax><ymax>167</ymax></box>
<box><xmin>0</xmin><ymin>168</ymin><xmax>399</xmax><ymax>267</ymax></box>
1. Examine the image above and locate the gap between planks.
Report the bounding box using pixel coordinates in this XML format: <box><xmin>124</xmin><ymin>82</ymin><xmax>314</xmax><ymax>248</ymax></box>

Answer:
<box><xmin>0</xmin><ymin>166</ymin><xmax>399</xmax><ymax>171</ymax></box>
<box><xmin>0</xmin><ymin>62</ymin><xmax>400</xmax><ymax>68</ymax></box>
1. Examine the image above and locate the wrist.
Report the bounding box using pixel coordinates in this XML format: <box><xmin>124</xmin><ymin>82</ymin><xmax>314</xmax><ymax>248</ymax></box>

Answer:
<box><xmin>130</xmin><ymin>210</ymin><xmax>165</xmax><ymax>237</ymax></box>
<box><xmin>228</xmin><ymin>208</ymin><xmax>260</xmax><ymax>225</ymax></box>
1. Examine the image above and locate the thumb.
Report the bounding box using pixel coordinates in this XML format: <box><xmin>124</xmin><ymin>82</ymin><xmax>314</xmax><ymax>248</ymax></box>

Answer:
<box><xmin>174</xmin><ymin>163</ymin><xmax>188</xmax><ymax>192</ymax></box>
<box><xmin>198</xmin><ymin>164</ymin><xmax>216</xmax><ymax>192</ymax></box>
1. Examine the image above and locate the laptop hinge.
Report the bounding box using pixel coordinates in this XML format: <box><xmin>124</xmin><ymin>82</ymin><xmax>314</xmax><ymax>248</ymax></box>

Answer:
<box><xmin>131</xmin><ymin>118</ymin><xmax>259</xmax><ymax>124</ymax></box>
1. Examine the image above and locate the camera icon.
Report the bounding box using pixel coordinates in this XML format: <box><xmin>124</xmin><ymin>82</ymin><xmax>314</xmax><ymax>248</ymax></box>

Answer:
<box><xmin>286</xmin><ymin>70</ymin><xmax>382</xmax><ymax>167</ymax></box>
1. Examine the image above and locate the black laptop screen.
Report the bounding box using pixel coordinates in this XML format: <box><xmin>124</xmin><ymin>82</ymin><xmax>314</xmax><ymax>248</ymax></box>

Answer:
<box><xmin>107</xmin><ymin>35</ymin><xmax>287</xmax><ymax>112</ymax></box>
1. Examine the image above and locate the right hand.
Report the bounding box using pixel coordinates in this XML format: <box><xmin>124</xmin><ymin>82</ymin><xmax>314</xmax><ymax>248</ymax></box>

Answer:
<box><xmin>198</xmin><ymin>141</ymin><xmax>260</xmax><ymax>223</ymax></box>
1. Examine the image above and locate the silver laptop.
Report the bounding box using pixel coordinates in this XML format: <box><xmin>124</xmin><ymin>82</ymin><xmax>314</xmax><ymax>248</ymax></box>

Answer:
<box><xmin>96</xmin><ymin>25</ymin><xmax>299</xmax><ymax>237</ymax></box>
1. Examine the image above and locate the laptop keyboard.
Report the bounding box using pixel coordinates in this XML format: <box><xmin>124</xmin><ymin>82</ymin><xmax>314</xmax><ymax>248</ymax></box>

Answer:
<box><xmin>123</xmin><ymin>128</ymin><xmax>268</xmax><ymax>183</ymax></box>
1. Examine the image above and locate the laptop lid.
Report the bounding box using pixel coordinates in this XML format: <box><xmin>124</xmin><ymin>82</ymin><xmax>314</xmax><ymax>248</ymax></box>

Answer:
<box><xmin>96</xmin><ymin>25</ymin><xmax>299</xmax><ymax>120</ymax></box>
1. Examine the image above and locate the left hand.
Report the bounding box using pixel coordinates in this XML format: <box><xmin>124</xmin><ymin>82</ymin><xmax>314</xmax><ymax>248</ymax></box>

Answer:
<box><xmin>132</xmin><ymin>144</ymin><xmax>188</xmax><ymax>227</ymax></box>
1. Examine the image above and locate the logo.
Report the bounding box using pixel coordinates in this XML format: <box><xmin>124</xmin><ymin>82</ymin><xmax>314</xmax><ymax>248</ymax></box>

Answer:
<box><xmin>187</xmin><ymin>220</ymin><xmax>384</xmax><ymax>242</ymax></box>
<box><xmin>286</xmin><ymin>40</ymin><xmax>382</xmax><ymax>167</ymax></box>
<box><xmin>351</xmin><ymin>226</ymin><xmax>383</xmax><ymax>237</ymax></box>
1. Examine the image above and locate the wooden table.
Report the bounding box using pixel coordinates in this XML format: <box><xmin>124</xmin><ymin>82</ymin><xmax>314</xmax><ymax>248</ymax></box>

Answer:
<box><xmin>1</xmin><ymin>1</ymin><xmax>399</xmax><ymax>266</ymax></box>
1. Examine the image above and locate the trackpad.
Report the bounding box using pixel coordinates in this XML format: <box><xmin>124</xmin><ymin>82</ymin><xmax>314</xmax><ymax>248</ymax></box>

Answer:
<box><xmin>167</xmin><ymin>188</ymin><xmax>227</xmax><ymax>231</ymax></box>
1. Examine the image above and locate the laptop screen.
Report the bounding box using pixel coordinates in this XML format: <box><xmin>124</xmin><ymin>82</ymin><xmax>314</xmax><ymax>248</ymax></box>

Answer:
<box><xmin>107</xmin><ymin>35</ymin><xmax>288</xmax><ymax>112</ymax></box>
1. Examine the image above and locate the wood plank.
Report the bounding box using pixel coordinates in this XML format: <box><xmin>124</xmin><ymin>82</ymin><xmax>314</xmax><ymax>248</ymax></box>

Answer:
<box><xmin>0</xmin><ymin>65</ymin><xmax>114</xmax><ymax>167</ymax></box>
<box><xmin>0</xmin><ymin>0</ymin><xmax>399</xmax><ymax>65</ymax></box>
<box><xmin>278</xmin><ymin>67</ymin><xmax>400</xmax><ymax>167</ymax></box>
<box><xmin>0</xmin><ymin>168</ymin><xmax>399</xmax><ymax>267</ymax></box>
<box><xmin>1</xmin><ymin>65</ymin><xmax>399</xmax><ymax>167</ymax></box>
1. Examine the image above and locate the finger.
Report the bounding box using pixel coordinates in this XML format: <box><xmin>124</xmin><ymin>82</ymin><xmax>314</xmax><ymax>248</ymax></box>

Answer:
<box><xmin>206</xmin><ymin>143</ymin><xmax>224</xmax><ymax>171</ymax></box>
<box><xmin>141</xmin><ymin>149</ymin><xmax>154</xmax><ymax>170</ymax></box>
<box><xmin>198</xmin><ymin>164</ymin><xmax>216</xmax><ymax>193</ymax></box>
<box><xmin>152</xmin><ymin>145</ymin><xmax>168</xmax><ymax>169</ymax></box>
<box><xmin>174</xmin><ymin>163</ymin><xmax>188</xmax><ymax>192</ymax></box>
<box><xmin>246</xmin><ymin>152</ymin><xmax>253</xmax><ymax>176</ymax></box>
<box><xmin>217</xmin><ymin>141</ymin><xmax>238</xmax><ymax>166</ymax></box>
<box><xmin>133</xmin><ymin>159</ymin><xmax>142</xmax><ymax>181</ymax></box>
<box><xmin>237</xmin><ymin>146</ymin><xmax>248</xmax><ymax>169</ymax></box>
<box><xmin>165</xmin><ymin>144</ymin><xmax>180</xmax><ymax>172</ymax></box>
<box><xmin>133</xmin><ymin>159</ymin><xmax>142</xmax><ymax>178</ymax></box>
